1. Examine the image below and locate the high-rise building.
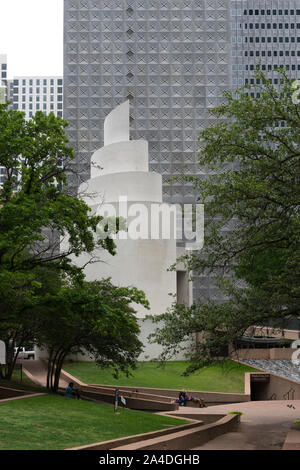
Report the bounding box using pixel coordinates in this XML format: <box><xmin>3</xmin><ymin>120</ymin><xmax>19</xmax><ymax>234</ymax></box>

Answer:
<box><xmin>63</xmin><ymin>0</ymin><xmax>232</xmax><ymax>204</ymax></box>
<box><xmin>9</xmin><ymin>76</ymin><xmax>63</xmax><ymax>120</ymax></box>
<box><xmin>0</xmin><ymin>54</ymin><xmax>8</xmax><ymax>104</ymax></box>
<box><xmin>231</xmin><ymin>2</ymin><xmax>300</xmax><ymax>91</ymax></box>
<box><xmin>0</xmin><ymin>57</ymin><xmax>63</xmax><ymax>187</ymax></box>
<box><xmin>63</xmin><ymin>0</ymin><xmax>300</xmax><ymax>305</ymax></box>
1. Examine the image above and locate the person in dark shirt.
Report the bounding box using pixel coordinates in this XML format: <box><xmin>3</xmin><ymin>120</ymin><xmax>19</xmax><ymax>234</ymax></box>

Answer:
<box><xmin>64</xmin><ymin>382</ymin><xmax>81</xmax><ymax>399</ymax></box>
<box><xmin>178</xmin><ymin>391</ymin><xmax>188</xmax><ymax>406</ymax></box>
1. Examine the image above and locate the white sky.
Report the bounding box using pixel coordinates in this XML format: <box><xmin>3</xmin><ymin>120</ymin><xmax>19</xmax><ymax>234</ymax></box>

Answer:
<box><xmin>0</xmin><ymin>0</ymin><xmax>63</xmax><ymax>78</ymax></box>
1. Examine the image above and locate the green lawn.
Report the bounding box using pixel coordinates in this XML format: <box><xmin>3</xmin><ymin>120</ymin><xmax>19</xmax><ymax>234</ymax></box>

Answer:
<box><xmin>64</xmin><ymin>360</ymin><xmax>258</xmax><ymax>393</ymax></box>
<box><xmin>0</xmin><ymin>371</ymin><xmax>44</xmax><ymax>393</ymax></box>
<box><xmin>0</xmin><ymin>394</ymin><xmax>188</xmax><ymax>450</ymax></box>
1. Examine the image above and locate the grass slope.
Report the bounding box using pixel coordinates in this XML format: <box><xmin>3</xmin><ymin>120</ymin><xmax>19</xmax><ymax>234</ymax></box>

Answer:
<box><xmin>64</xmin><ymin>360</ymin><xmax>258</xmax><ymax>393</ymax></box>
<box><xmin>0</xmin><ymin>371</ymin><xmax>44</xmax><ymax>393</ymax></box>
<box><xmin>0</xmin><ymin>395</ymin><xmax>187</xmax><ymax>450</ymax></box>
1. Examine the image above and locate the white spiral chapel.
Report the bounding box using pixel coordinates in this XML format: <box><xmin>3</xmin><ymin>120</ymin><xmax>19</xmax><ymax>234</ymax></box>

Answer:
<box><xmin>68</xmin><ymin>101</ymin><xmax>192</xmax><ymax>359</ymax></box>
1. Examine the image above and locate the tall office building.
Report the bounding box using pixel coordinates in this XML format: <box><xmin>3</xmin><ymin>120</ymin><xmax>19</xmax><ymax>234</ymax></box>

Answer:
<box><xmin>9</xmin><ymin>76</ymin><xmax>63</xmax><ymax>120</ymax></box>
<box><xmin>63</xmin><ymin>0</ymin><xmax>300</xmax><ymax>304</ymax></box>
<box><xmin>0</xmin><ymin>57</ymin><xmax>63</xmax><ymax>186</ymax></box>
<box><xmin>63</xmin><ymin>0</ymin><xmax>232</xmax><ymax>204</ymax></box>
<box><xmin>231</xmin><ymin>2</ymin><xmax>300</xmax><ymax>90</ymax></box>
<box><xmin>0</xmin><ymin>54</ymin><xmax>8</xmax><ymax>104</ymax></box>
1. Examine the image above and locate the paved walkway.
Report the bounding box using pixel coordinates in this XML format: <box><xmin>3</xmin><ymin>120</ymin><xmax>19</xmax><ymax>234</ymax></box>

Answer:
<box><xmin>20</xmin><ymin>360</ymin><xmax>70</xmax><ymax>389</ymax></box>
<box><xmin>170</xmin><ymin>400</ymin><xmax>300</xmax><ymax>450</ymax></box>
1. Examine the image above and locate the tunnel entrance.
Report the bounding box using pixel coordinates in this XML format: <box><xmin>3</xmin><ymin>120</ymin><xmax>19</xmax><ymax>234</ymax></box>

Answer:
<box><xmin>250</xmin><ymin>374</ymin><xmax>270</xmax><ymax>401</ymax></box>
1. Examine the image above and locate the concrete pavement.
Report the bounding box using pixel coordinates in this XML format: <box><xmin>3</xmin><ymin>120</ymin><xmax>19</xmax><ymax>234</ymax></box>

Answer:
<box><xmin>168</xmin><ymin>400</ymin><xmax>300</xmax><ymax>450</ymax></box>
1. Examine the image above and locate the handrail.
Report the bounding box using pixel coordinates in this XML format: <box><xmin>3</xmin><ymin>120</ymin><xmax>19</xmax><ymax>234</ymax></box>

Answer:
<box><xmin>283</xmin><ymin>388</ymin><xmax>295</xmax><ymax>400</ymax></box>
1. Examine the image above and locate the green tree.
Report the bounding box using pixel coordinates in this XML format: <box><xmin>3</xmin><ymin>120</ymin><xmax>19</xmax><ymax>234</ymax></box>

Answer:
<box><xmin>35</xmin><ymin>279</ymin><xmax>148</xmax><ymax>392</ymax></box>
<box><xmin>0</xmin><ymin>106</ymin><xmax>117</xmax><ymax>378</ymax></box>
<box><xmin>149</xmin><ymin>71</ymin><xmax>300</xmax><ymax>366</ymax></box>
<box><xmin>0</xmin><ymin>106</ymin><xmax>116</xmax><ymax>276</ymax></box>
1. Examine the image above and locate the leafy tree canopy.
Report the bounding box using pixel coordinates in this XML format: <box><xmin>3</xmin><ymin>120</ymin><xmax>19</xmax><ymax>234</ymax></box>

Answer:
<box><xmin>35</xmin><ymin>278</ymin><xmax>148</xmax><ymax>392</ymax></box>
<box><xmin>0</xmin><ymin>106</ymin><xmax>139</xmax><ymax>381</ymax></box>
<box><xmin>149</xmin><ymin>71</ymin><xmax>300</xmax><ymax>366</ymax></box>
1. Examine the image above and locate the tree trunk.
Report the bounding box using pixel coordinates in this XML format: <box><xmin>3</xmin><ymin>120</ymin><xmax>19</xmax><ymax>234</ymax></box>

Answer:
<box><xmin>46</xmin><ymin>349</ymin><xmax>54</xmax><ymax>390</ymax></box>
<box><xmin>53</xmin><ymin>351</ymin><xmax>66</xmax><ymax>393</ymax></box>
<box><xmin>4</xmin><ymin>340</ymin><xmax>16</xmax><ymax>380</ymax></box>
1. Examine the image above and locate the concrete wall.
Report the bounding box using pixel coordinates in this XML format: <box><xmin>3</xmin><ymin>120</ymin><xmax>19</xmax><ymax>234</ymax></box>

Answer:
<box><xmin>67</xmin><ymin>421</ymin><xmax>201</xmax><ymax>451</ymax></box>
<box><xmin>115</xmin><ymin>414</ymin><xmax>240</xmax><ymax>451</ymax></box>
<box><xmin>246</xmin><ymin>326</ymin><xmax>300</xmax><ymax>341</ymax></box>
<box><xmin>255</xmin><ymin>374</ymin><xmax>300</xmax><ymax>401</ymax></box>
<box><xmin>93</xmin><ymin>384</ymin><xmax>250</xmax><ymax>404</ymax></box>
<box><xmin>68</xmin><ymin>414</ymin><xmax>240</xmax><ymax>451</ymax></box>
<box><xmin>245</xmin><ymin>372</ymin><xmax>300</xmax><ymax>401</ymax></box>
<box><xmin>233</xmin><ymin>348</ymin><xmax>297</xmax><ymax>360</ymax></box>
<box><xmin>282</xmin><ymin>430</ymin><xmax>300</xmax><ymax>450</ymax></box>
<box><xmin>78</xmin><ymin>387</ymin><xmax>178</xmax><ymax>412</ymax></box>
<box><xmin>0</xmin><ymin>386</ymin><xmax>31</xmax><ymax>400</ymax></box>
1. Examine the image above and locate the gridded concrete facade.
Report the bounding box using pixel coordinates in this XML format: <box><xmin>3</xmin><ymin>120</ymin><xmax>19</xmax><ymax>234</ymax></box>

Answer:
<box><xmin>231</xmin><ymin>1</ymin><xmax>300</xmax><ymax>89</ymax></box>
<box><xmin>64</xmin><ymin>0</ymin><xmax>232</xmax><ymax>203</ymax></box>
<box><xmin>63</xmin><ymin>0</ymin><xmax>300</xmax><ymax>304</ymax></box>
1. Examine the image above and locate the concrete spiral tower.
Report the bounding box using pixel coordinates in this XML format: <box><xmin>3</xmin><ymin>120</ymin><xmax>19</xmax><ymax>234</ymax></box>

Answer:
<box><xmin>77</xmin><ymin>101</ymin><xmax>182</xmax><ymax>359</ymax></box>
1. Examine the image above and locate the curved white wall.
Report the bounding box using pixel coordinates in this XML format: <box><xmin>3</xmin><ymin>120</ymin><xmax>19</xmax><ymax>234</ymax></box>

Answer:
<box><xmin>104</xmin><ymin>100</ymin><xmax>130</xmax><ymax>146</ymax></box>
<box><xmin>79</xmin><ymin>172</ymin><xmax>162</xmax><ymax>206</ymax></box>
<box><xmin>74</xmin><ymin>101</ymin><xmax>179</xmax><ymax>359</ymax></box>
<box><xmin>91</xmin><ymin>140</ymin><xmax>149</xmax><ymax>178</ymax></box>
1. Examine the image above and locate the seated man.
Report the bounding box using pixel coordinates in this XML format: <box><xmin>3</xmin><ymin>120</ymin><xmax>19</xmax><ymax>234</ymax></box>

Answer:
<box><xmin>186</xmin><ymin>392</ymin><xmax>206</xmax><ymax>408</ymax></box>
<box><xmin>176</xmin><ymin>391</ymin><xmax>188</xmax><ymax>406</ymax></box>
<box><xmin>64</xmin><ymin>382</ymin><xmax>81</xmax><ymax>400</ymax></box>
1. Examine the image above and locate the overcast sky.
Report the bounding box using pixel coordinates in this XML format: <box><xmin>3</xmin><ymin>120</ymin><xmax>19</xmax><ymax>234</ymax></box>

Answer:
<box><xmin>0</xmin><ymin>0</ymin><xmax>63</xmax><ymax>77</ymax></box>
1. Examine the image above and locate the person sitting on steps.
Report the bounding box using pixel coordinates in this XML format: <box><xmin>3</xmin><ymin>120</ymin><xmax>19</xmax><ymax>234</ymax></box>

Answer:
<box><xmin>186</xmin><ymin>391</ymin><xmax>206</xmax><ymax>408</ymax></box>
<box><xmin>64</xmin><ymin>382</ymin><xmax>81</xmax><ymax>400</ymax></box>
